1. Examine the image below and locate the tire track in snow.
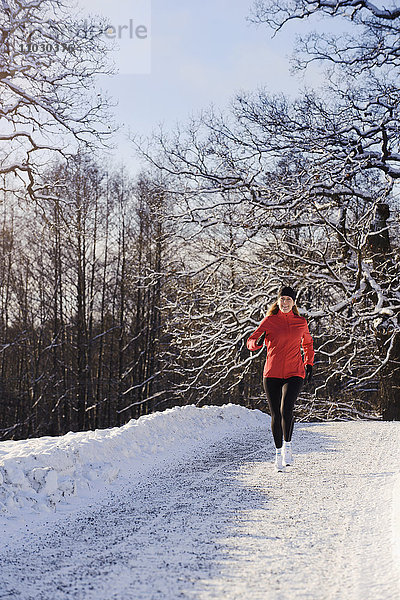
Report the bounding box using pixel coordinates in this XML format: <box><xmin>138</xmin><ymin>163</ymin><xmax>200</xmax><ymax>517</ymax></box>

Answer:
<box><xmin>0</xmin><ymin>422</ymin><xmax>399</xmax><ymax>600</ymax></box>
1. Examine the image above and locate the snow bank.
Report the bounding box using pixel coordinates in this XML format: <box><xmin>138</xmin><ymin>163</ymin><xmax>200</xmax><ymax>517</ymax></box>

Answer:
<box><xmin>0</xmin><ymin>404</ymin><xmax>266</xmax><ymax>517</ymax></box>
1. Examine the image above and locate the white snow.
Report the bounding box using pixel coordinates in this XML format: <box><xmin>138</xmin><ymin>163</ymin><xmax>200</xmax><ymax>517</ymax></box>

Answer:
<box><xmin>0</xmin><ymin>403</ymin><xmax>265</xmax><ymax>517</ymax></box>
<box><xmin>0</xmin><ymin>405</ymin><xmax>399</xmax><ymax>600</ymax></box>
<box><xmin>394</xmin><ymin>472</ymin><xmax>400</xmax><ymax>577</ymax></box>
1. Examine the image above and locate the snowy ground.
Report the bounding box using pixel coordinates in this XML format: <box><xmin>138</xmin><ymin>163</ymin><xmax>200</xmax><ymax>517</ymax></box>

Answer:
<box><xmin>0</xmin><ymin>405</ymin><xmax>399</xmax><ymax>600</ymax></box>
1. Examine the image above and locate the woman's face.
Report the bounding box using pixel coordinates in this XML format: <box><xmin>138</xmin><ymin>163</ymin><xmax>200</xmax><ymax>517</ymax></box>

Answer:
<box><xmin>278</xmin><ymin>295</ymin><xmax>294</xmax><ymax>313</ymax></box>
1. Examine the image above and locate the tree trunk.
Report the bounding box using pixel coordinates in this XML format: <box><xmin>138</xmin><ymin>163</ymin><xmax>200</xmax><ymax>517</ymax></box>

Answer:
<box><xmin>367</xmin><ymin>202</ymin><xmax>400</xmax><ymax>420</ymax></box>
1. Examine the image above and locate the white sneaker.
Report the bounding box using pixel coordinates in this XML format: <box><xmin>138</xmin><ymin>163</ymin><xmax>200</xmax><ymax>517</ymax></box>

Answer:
<box><xmin>275</xmin><ymin>452</ymin><xmax>285</xmax><ymax>472</ymax></box>
<box><xmin>283</xmin><ymin>442</ymin><xmax>294</xmax><ymax>467</ymax></box>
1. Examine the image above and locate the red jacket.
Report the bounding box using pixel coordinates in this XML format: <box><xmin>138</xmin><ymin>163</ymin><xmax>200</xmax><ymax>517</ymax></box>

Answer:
<box><xmin>247</xmin><ymin>310</ymin><xmax>314</xmax><ymax>379</ymax></box>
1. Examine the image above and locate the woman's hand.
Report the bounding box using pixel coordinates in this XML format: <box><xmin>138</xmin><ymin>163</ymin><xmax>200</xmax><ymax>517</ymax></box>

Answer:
<box><xmin>305</xmin><ymin>364</ymin><xmax>313</xmax><ymax>384</ymax></box>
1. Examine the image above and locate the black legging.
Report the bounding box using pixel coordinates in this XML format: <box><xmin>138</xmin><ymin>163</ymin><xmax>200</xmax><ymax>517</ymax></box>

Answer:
<box><xmin>263</xmin><ymin>376</ymin><xmax>304</xmax><ymax>448</ymax></box>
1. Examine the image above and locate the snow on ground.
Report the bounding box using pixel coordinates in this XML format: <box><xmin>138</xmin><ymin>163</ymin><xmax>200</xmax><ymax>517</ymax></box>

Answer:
<box><xmin>0</xmin><ymin>406</ymin><xmax>399</xmax><ymax>600</ymax></box>
<box><xmin>0</xmin><ymin>404</ymin><xmax>266</xmax><ymax>517</ymax></box>
<box><xmin>394</xmin><ymin>472</ymin><xmax>400</xmax><ymax>578</ymax></box>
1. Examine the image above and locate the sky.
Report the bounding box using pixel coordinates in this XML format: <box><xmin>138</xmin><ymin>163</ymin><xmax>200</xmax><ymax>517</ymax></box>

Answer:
<box><xmin>76</xmin><ymin>0</ymin><xmax>330</xmax><ymax>175</ymax></box>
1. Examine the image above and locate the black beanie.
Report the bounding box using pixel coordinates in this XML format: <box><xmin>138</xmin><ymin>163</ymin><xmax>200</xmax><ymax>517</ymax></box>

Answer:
<box><xmin>278</xmin><ymin>285</ymin><xmax>297</xmax><ymax>302</ymax></box>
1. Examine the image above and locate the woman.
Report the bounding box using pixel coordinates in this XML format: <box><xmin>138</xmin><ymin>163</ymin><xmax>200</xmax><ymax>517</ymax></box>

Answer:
<box><xmin>247</xmin><ymin>285</ymin><xmax>314</xmax><ymax>472</ymax></box>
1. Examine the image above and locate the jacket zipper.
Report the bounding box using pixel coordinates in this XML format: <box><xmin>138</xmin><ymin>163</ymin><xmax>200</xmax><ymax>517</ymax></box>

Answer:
<box><xmin>280</xmin><ymin>312</ymin><xmax>290</xmax><ymax>378</ymax></box>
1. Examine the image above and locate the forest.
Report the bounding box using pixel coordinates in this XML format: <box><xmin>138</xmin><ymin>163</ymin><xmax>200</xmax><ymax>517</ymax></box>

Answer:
<box><xmin>1</xmin><ymin>0</ymin><xmax>399</xmax><ymax>440</ymax></box>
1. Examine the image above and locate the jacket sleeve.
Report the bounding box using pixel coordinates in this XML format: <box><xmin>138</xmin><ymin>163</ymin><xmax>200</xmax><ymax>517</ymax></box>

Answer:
<box><xmin>247</xmin><ymin>316</ymin><xmax>269</xmax><ymax>351</ymax></box>
<box><xmin>302</xmin><ymin>322</ymin><xmax>314</xmax><ymax>365</ymax></box>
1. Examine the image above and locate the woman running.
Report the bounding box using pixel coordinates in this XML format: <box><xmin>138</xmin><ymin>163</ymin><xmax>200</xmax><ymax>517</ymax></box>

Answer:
<box><xmin>247</xmin><ymin>286</ymin><xmax>314</xmax><ymax>472</ymax></box>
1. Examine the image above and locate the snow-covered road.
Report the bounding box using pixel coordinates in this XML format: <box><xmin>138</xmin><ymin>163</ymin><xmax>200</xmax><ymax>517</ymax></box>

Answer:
<box><xmin>1</xmin><ymin>420</ymin><xmax>400</xmax><ymax>600</ymax></box>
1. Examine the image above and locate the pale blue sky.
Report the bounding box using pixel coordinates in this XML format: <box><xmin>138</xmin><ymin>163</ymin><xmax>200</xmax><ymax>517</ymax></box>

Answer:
<box><xmin>79</xmin><ymin>0</ymin><xmax>332</xmax><ymax>174</ymax></box>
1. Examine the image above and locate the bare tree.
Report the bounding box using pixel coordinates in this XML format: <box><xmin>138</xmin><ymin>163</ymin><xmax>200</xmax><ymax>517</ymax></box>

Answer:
<box><xmin>0</xmin><ymin>0</ymin><xmax>114</xmax><ymax>200</ymax></box>
<box><xmin>250</xmin><ymin>0</ymin><xmax>400</xmax><ymax>72</ymax></box>
<box><xmin>0</xmin><ymin>156</ymin><xmax>181</xmax><ymax>439</ymax></box>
